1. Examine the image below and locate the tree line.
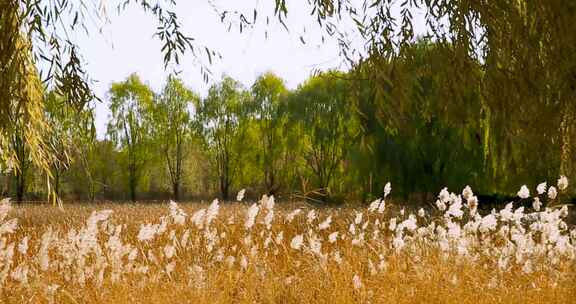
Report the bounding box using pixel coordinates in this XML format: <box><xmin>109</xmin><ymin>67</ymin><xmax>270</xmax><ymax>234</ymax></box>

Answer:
<box><xmin>2</xmin><ymin>40</ymin><xmax>573</xmax><ymax>204</ymax></box>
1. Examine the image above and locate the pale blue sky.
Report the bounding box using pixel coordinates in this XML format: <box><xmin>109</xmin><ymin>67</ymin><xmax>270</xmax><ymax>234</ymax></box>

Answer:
<box><xmin>73</xmin><ymin>1</ymin><xmax>426</xmax><ymax>138</ymax></box>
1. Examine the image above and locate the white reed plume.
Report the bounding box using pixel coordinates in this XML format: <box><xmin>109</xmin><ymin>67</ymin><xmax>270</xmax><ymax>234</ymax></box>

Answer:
<box><xmin>205</xmin><ymin>199</ymin><xmax>220</xmax><ymax>226</ymax></box>
<box><xmin>533</xmin><ymin>197</ymin><xmax>542</xmax><ymax>212</ymax></box>
<box><xmin>439</xmin><ymin>187</ymin><xmax>450</xmax><ymax>203</ymax></box>
<box><xmin>191</xmin><ymin>209</ymin><xmax>206</xmax><ymax>228</ymax></box>
<box><xmin>236</xmin><ymin>189</ymin><xmax>246</xmax><ymax>202</ymax></box>
<box><xmin>245</xmin><ymin>203</ymin><xmax>260</xmax><ymax>230</ymax></box>
<box><xmin>352</xmin><ymin>274</ymin><xmax>363</xmax><ymax>290</ymax></box>
<box><xmin>354</xmin><ymin>212</ymin><xmax>363</xmax><ymax>225</ymax></box>
<box><xmin>462</xmin><ymin>185</ymin><xmax>473</xmax><ymax>201</ymax></box>
<box><xmin>328</xmin><ymin>231</ymin><xmax>339</xmax><ymax>243</ymax></box>
<box><xmin>0</xmin><ymin>218</ymin><xmax>17</xmax><ymax>235</ymax></box>
<box><xmin>263</xmin><ymin>209</ymin><xmax>274</xmax><ymax>230</ymax></box>
<box><xmin>318</xmin><ymin>216</ymin><xmax>332</xmax><ymax>230</ymax></box>
<box><xmin>262</xmin><ymin>195</ymin><xmax>275</xmax><ymax>210</ymax></box>
<box><xmin>168</xmin><ymin>201</ymin><xmax>187</xmax><ymax>225</ymax></box>
<box><xmin>137</xmin><ymin>224</ymin><xmax>158</xmax><ymax>242</ymax></box>
<box><xmin>517</xmin><ymin>185</ymin><xmax>530</xmax><ymax>199</ymax></box>
<box><xmin>418</xmin><ymin>208</ymin><xmax>426</xmax><ymax>218</ymax></box>
<box><xmin>307</xmin><ymin>210</ymin><xmax>317</xmax><ymax>224</ymax></box>
<box><xmin>558</xmin><ymin>175</ymin><xmax>568</xmax><ymax>191</ymax></box>
<box><xmin>18</xmin><ymin>236</ymin><xmax>29</xmax><ymax>255</ymax></box>
<box><xmin>548</xmin><ymin>186</ymin><xmax>558</xmax><ymax>200</ymax></box>
<box><xmin>0</xmin><ymin>198</ymin><xmax>11</xmax><ymax>222</ymax></box>
<box><xmin>536</xmin><ymin>182</ymin><xmax>547</xmax><ymax>195</ymax></box>
<box><xmin>285</xmin><ymin>209</ymin><xmax>301</xmax><ymax>223</ymax></box>
<box><xmin>291</xmin><ymin>234</ymin><xmax>304</xmax><ymax>250</ymax></box>
<box><xmin>436</xmin><ymin>199</ymin><xmax>446</xmax><ymax>212</ymax></box>
<box><xmin>368</xmin><ymin>198</ymin><xmax>381</xmax><ymax>212</ymax></box>
<box><xmin>384</xmin><ymin>182</ymin><xmax>391</xmax><ymax>198</ymax></box>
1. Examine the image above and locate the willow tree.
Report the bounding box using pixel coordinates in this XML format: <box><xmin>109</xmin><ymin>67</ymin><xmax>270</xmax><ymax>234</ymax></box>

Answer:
<box><xmin>0</xmin><ymin>13</ymin><xmax>47</xmax><ymax>186</ymax></box>
<box><xmin>289</xmin><ymin>71</ymin><xmax>359</xmax><ymax>200</ymax></box>
<box><xmin>196</xmin><ymin>77</ymin><xmax>247</xmax><ymax>200</ymax></box>
<box><xmin>152</xmin><ymin>76</ymin><xmax>198</xmax><ymax>201</ymax></box>
<box><xmin>72</xmin><ymin>105</ymin><xmax>98</xmax><ymax>201</ymax></box>
<box><xmin>42</xmin><ymin>91</ymin><xmax>98</xmax><ymax>201</ymax></box>
<box><xmin>250</xmin><ymin>72</ymin><xmax>288</xmax><ymax>195</ymax></box>
<box><xmin>0</xmin><ymin>0</ymin><xmax>207</xmax><ymax>194</ymax></box>
<box><xmin>0</xmin><ymin>32</ymin><xmax>45</xmax><ymax>203</ymax></box>
<box><xmin>10</xmin><ymin>126</ymin><xmax>30</xmax><ymax>203</ymax></box>
<box><xmin>265</xmin><ymin>0</ymin><xmax>575</xmax><ymax>194</ymax></box>
<box><xmin>44</xmin><ymin>92</ymin><xmax>76</xmax><ymax>198</ymax></box>
<box><xmin>107</xmin><ymin>74</ymin><xmax>154</xmax><ymax>202</ymax></box>
<box><xmin>350</xmin><ymin>39</ymin><xmax>486</xmax><ymax>200</ymax></box>
<box><xmin>191</xmin><ymin>0</ymin><xmax>575</xmax><ymax>195</ymax></box>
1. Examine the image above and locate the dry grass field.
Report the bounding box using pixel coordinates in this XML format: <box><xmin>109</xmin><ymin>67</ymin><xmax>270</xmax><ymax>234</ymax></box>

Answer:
<box><xmin>1</xmin><ymin>183</ymin><xmax>575</xmax><ymax>304</ymax></box>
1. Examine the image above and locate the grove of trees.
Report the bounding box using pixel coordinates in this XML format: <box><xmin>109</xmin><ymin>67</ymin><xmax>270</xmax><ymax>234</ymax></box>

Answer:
<box><xmin>1</xmin><ymin>39</ymin><xmax>574</xmax><ymax>204</ymax></box>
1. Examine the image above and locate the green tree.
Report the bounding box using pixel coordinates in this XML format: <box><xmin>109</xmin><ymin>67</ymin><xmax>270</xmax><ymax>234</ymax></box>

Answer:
<box><xmin>10</xmin><ymin>126</ymin><xmax>30</xmax><ymax>203</ymax></box>
<box><xmin>250</xmin><ymin>72</ymin><xmax>288</xmax><ymax>194</ymax></box>
<box><xmin>44</xmin><ymin>91</ymin><xmax>82</xmax><ymax>199</ymax></box>
<box><xmin>196</xmin><ymin>76</ymin><xmax>247</xmax><ymax>200</ymax></box>
<box><xmin>107</xmin><ymin>74</ymin><xmax>154</xmax><ymax>201</ymax></box>
<box><xmin>0</xmin><ymin>1</ymin><xmax>202</xmax><ymax>183</ymax></box>
<box><xmin>73</xmin><ymin>105</ymin><xmax>98</xmax><ymax>201</ymax></box>
<box><xmin>152</xmin><ymin>75</ymin><xmax>199</xmax><ymax>201</ymax></box>
<box><xmin>351</xmin><ymin>40</ymin><xmax>485</xmax><ymax>201</ymax></box>
<box><xmin>289</xmin><ymin>71</ymin><xmax>358</xmax><ymax>201</ymax></box>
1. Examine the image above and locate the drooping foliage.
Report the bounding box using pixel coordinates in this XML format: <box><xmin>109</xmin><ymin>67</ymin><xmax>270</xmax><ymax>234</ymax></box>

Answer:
<box><xmin>107</xmin><ymin>74</ymin><xmax>155</xmax><ymax>201</ymax></box>
<box><xmin>151</xmin><ymin>76</ymin><xmax>199</xmax><ymax>201</ymax></box>
<box><xmin>250</xmin><ymin>73</ymin><xmax>288</xmax><ymax>195</ymax></box>
<box><xmin>0</xmin><ymin>0</ymin><xmax>208</xmax><ymax>188</ymax></box>
<box><xmin>288</xmin><ymin>71</ymin><xmax>359</xmax><ymax>201</ymax></box>
<box><xmin>195</xmin><ymin>77</ymin><xmax>248</xmax><ymax>200</ymax></box>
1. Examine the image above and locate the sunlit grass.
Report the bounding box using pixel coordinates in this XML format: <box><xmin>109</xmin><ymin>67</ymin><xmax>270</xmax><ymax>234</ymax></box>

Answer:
<box><xmin>1</xmin><ymin>180</ymin><xmax>575</xmax><ymax>303</ymax></box>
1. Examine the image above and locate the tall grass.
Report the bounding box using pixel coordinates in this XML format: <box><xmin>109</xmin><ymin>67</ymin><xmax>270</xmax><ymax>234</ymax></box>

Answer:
<box><xmin>0</xmin><ymin>178</ymin><xmax>575</xmax><ymax>303</ymax></box>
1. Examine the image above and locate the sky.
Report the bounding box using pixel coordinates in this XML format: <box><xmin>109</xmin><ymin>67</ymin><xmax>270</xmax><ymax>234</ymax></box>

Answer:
<box><xmin>75</xmin><ymin>0</ymin><xmax>351</xmax><ymax>138</ymax></box>
<box><xmin>72</xmin><ymin>0</ymin><xmax>429</xmax><ymax>138</ymax></box>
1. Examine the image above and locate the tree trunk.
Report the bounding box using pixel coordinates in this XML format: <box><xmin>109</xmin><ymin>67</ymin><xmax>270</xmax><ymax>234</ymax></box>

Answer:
<box><xmin>129</xmin><ymin>176</ymin><xmax>137</xmax><ymax>202</ymax></box>
<box><xmin>220</xmin><ymin>177</ymin><xmax>229</xmax><ymax>201</ymax></box>
<box><xmin>265</xmin><ymin>168</ymin><xmax>275</xmax><ymax>195</ymax></box>
<box><xmin>53</xmin><ymin>169</ymin><xmax>60</xmax><ymax>198</ymax></box>
<box><xmin>173</xmin><ymin>182</ymin><xmax>180</xmax><ymax>201</ymax></box>
<box><xmin>89</xmin><ymin>181</ymin><xmax>96</xmax><ymax>202</ymax></box>
<box><xmin>15</xmin><ymin>173</ymin><xmax>25</xmax><ymax>203</ymax></box>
